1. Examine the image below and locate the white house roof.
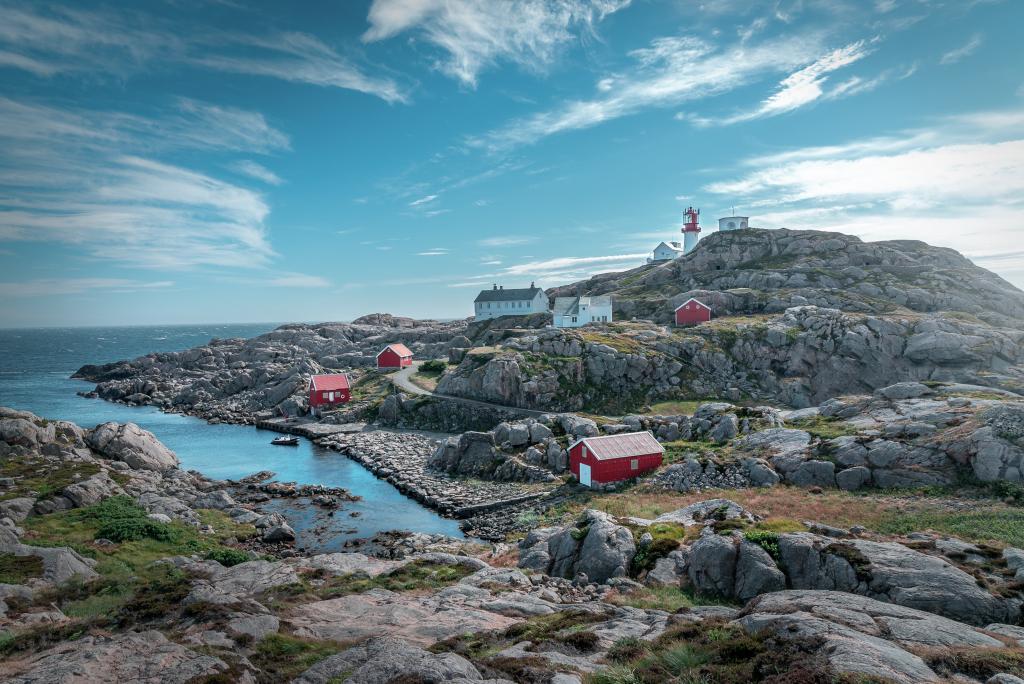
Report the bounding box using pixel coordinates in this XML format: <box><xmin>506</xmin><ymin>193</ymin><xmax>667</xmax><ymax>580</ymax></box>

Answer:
<box><xmin>570</xmin><ymin>431</ymin><xmax>664</xmax><ymax>461</ymax></box>
<box><xmin>674</xmin><ymin>298</ymin><xmax>711</xmax><ymax>311</ymax></box>
<box><xmin>655</xmin><ymin>241</ymin><xmax>684</xmax><ymax>252</ymax></box>
<box><xmin>553</xmin><ymin>295</ymin><xmax>612</xmax><ymax>316</ymax></box>
<box><xmin>475</xmin><ymin>285</ymin><xmax>543</xmax><ymax>303</ymax></box>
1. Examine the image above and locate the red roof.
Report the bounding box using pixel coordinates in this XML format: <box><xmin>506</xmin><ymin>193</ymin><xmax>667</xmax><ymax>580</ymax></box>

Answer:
<box><xmin>378</xmin><ymin>343</ymin><xmax>413</xmax><ymax>358</ymax></box>
<box><xmin>309</xmin><ymin>374</ymin><xmax>350</xmax><ymax>391</ymax></box>
<box><xmin>571</xmin><ymin>431</ymin><xmax>664</xmax><ymax>460</ymax></box>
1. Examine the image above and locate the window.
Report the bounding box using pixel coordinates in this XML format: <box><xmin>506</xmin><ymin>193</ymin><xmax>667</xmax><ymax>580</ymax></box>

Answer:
<box><xmin>571</xmin><ymin>316</ymin><xmax>577</xmax><ymax>323</ymax></box>
<box><xmin>631</xmin><ymin>459</ymin><xmax>639</xmax><ymax>470</ymax></box>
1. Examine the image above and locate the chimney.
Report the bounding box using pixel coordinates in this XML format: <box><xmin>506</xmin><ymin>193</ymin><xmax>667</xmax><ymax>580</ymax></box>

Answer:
<box><xmin>499</xmin><ymin>285</ymin><xmax>504</xmax><ymax>290</ymax></box>
<box><xmin>493</xmin><ymin>284</ymin><xmax>497</xmax><ymax>290</ymax></box>
<box><xmin>530</xmin><ymin>281</ymin><xmax>535</xmax><ymax>288</ymax></box>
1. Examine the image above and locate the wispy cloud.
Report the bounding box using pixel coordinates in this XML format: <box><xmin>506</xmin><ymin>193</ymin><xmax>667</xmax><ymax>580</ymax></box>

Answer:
<box><xmin>0</xmin><ymin>278</ymin><xmax>174</xmax><ymax>297</ymax></box>
<box><xmin>409</xmin><ymin>194</ymin><xmax>439</xmax><ymax>207</ymax></box>
<box><xmin>940</xmin><ymin>33</ymin><xmax>983</xmax><ymax>65</ymax></box>
<box><xmin>0</xmin><ymin>97</ymin><xmax>277</xmax><ymax>270</ymax></box>
<box><xmin>501</xmin><ymin>253</ymin><xmax>647</xmax><ymax>280</ymax></box>
<box><xmin>417</xmin><ymin>248</ymin><xmax>449</xmax><ymax>256</ymax></box>
<box><xmin>467</xmin><ymin>33</ymin><xmax>828</xmax><ymax>151</ymax></box>
<box><xmin>265</xmin><ymin>273</ymin><xmax>331</xmax><ymax>288</ymax></box>
<box><xmin>478</xmin><ymin>236</ymin><xmax>535</xmax><ymax>247</ymax></box>
<box><xmin>705</xmin><ymin>40</ymin><xmax>873</xmax><ymax>125</ymax></box>
<box><xmin>231</xmin><ymin>160</ymin><xmax>283</xmax><ymax>186</ymax></box>
<box><xmin>0</xmin><ymin>4</ymin><xmax>406</xmax><ymax>103</ymax></box>
<box><xmin>362</xmin><ymin>0</ymin><xmax>630</xmax><ymax>87</ymax></box>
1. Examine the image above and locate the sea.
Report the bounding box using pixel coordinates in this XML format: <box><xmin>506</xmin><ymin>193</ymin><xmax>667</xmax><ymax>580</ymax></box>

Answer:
<box><xmin>0</xmin><ymin>324</ymin><xmax>466</xmax><ymax>550</ymax></box>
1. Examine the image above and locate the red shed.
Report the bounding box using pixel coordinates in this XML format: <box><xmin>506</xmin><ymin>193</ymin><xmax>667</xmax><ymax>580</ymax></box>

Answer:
<box><xmin>569</xmin><ymin>431</ymin><xmax>664</xmax><ymax>487</ymax></box>
<box><xmin>308</xmin><ymin>374</ymin><xmax>351</xmax><ymax>413</ymax></box>
<box><xmin>675</xmin><ymin>298</ymin><xmax>712</xmax><ymax>326</ymax></box>
<box><xmin>376</xmin><ymin>343</ymin><xmax>413</xmax><ymax>369</ymax></box>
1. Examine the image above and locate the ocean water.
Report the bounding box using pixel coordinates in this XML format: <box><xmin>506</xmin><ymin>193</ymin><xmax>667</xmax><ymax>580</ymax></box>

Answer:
<box><xmin>0</xmin><ymin>325</ymin><xmax>465</xmax><ymax>548</ymax></box>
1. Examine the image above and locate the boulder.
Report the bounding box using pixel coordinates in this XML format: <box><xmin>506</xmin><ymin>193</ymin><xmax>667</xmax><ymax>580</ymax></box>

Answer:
<box><xmin>836</xmin><ymin>466</ymin><xmax>871</xmax><ymax>491</ymax></box>
<box><xmin>87</xmin><ymin>422</ymin><xmax>179</xmax><ymax>471</ymax></box>
<box><xmin>688</xmin><ymin>533</ymin><xmax>737</xmax><ymax>598</ymax></box>
<box><xmin>61</xmin><ymin>472</ymin><xmax>125</xmax><ymax>508</ymax></box>
<box><xmin>525</xmin><ymin>510</ymin><xmax>635</xmax><ymax>584</ymax></box>
<box><xmin>733</xmin><ymin>540</ymin><xmax>786</xmax><ymax>601</ymax></box>
<box><xmin>294</xmin><ymin>636</ymin><xmax>486</xmax><ymax>684</ymax></box>
<box><xmin>0</xmin><ymin>497</ymin><xmax>35</xmax><ymax>522</ymax></box>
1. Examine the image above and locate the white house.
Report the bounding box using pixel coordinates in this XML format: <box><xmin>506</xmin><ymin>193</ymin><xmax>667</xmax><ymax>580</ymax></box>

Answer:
<box><xmin>718</xmin><ymin>216</ymin><xmax>750</xmax><ymax>232</ymax></box>
<box><xmin>648</xmin><ymin>241</ymin><xmax>685</xmax><ymax>263</ymax></box>
<box><xmin>553</xmin><ymin>295</ymin><xmax>612</xmax><ymax>328</ymax></box>
<box><xmin>474</xmin><ymin>283</ymin><xmax>548</xmax><ymax>321</ymax></box>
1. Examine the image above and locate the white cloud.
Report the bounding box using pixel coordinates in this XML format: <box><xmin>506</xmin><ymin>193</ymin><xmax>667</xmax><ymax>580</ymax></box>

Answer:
<box><xmin>418</xmin><ymin>248</ymin><xmax>449</xmax><ymax>256</ymax></box>
<box><xmin>0</xmin><ymin>4</ymin><xmax>405</xmax><ymax>103</ymax></box>
<box><xmin>704</xmin><ymin>107</ymin><xmax>1024</xmax><ymax>286</ymax></box>
<box><xmin>708</xmin><ymin>40</ymin><xmax>873</xmax><ymax>125</ymax></box>
<box><xmin>362</xmin><ymin>0</ymin><xmax>630</xmax><ymax>87</ymax></box>
<box><xmin>265</xmin><ymin>273</ymin><xmax>331</xmax><ymax>288</ymax></box>
<box><xmin>501</xmin><ymin>253</ymin><xmax>647</xmax><ymax>279</ymax></box>
<box><xmin>232</xmin><ymin>160</ymin><xmax>283</xmax><ymax>186</ymax></box>
<box><xmin>0</xmin><ymin>98</ymin><xmax>278</xmax><ymax>270</ymax></box>
<box><xmin>940</xmin><ymin>33</ymin><xmax>983</xmax><ymax>65</ymax></box>
<box><xmin>409</xmin><ymin>194</ymin><xmax>439</xmax><ymax>206</ymax></box>
<box><xmin>478</xmin><ymin>236</ymin><xmax>534</xmax><ymax>247</ymax></box>
<box><xmin>0</xmin><ymin>278</ymin><xmax>173</xmax><ymax>297</ymax></box>
<box><xmin>467</xmin><ymin>32</ymin><xmax>828</xmax><ymax>150</ymax></box>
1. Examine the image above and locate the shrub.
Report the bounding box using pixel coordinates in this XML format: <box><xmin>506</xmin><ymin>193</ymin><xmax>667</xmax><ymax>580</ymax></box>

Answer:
<box><xmin>0</xmin><ymin>554</ymin><xmax>44</xmax><ymax>584</ymax></box>
<box><xmin>205</xmin><ymin>548</ymin><xmax>251</xmax><ymax>567</ymax></box>
<box><xmin>89</xmin><ymin>496</ymin><xmax>178</xmax><ymax>543</ymax></box>
<box><xmin>420</xmin><ymin>359</ymin><xmax>447</xmax><ymax>374</ymax></box>
<box><xmin>744</xmin><ymin>530</ymin><xmax>781</xmax><ymax>561</ymax></box>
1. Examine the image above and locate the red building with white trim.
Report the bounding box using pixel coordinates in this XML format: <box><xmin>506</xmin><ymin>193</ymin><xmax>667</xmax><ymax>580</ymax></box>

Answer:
<box><xmin>569</xmin><ymin>432</ymin><xmax>664</xmax><ymax>487</ymax></box>
<box><xmin>675</xmin><ymin>298</ymin><xmax>712</xmax><ymax>326</ymax></box>
<box><xmin>308</xmin><ymin>374</ymin><xmax>351</xmax><ymax>414</ymax></box>
<box><xmin>376</xmin><ymin>343</ymin><xmax>413</xmax><ymax>369</ymax></box>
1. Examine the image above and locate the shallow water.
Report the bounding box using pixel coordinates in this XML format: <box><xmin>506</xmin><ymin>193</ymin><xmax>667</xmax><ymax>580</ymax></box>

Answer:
<box><xmin>0</xmin><ymin>325</ymin><xmax>465</xmax><ymax>546</ymax></box>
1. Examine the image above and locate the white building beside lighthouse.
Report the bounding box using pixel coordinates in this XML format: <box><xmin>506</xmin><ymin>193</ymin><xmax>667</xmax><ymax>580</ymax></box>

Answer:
<box><xmin>718</xmin><ymin>215</ymin><xmax>749</xmax><ymax>232</ymax></box>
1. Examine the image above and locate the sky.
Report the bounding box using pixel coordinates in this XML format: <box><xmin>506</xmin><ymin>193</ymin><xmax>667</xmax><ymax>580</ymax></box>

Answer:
<box><xmin>0</xmin><ymin>0</ymin><xmax>1022</xmax><ymax>327</ymax></box>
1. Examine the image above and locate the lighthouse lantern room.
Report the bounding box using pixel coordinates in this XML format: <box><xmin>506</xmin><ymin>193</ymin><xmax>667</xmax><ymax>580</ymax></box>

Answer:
<box><xmin>682</xmin><ymin>206</ymin><xmax>701</xmax><ymax>254</ymax></box>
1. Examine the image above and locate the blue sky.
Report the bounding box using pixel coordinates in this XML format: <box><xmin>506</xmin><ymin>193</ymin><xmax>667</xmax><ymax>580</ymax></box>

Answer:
<box><xmin>0</xmin><ymin>0</ymin><xmax>1021</xmax><ymax>327</ymax></box>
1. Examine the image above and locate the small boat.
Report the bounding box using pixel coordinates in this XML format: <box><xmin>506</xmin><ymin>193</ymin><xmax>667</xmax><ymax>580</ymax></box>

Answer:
<box><xmin>271</xmin><ymin>436</ymin><xmax>299</xmax><ymax>446</ymax></box>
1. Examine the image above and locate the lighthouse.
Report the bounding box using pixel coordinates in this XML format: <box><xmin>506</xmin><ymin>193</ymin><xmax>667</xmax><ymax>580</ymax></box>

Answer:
<box><xmin>682</xmin><ymin>206</ymin><xmax>701</xmax><ymax>254</ymax></box>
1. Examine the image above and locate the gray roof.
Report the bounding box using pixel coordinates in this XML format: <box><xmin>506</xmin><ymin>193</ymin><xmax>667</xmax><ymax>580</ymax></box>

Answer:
<box><xmin>553</xmin><ymin>295</ymin><xmax>612</xmax><ymax>316</ymax></box>
<box><xmin>475</xmin><ymin>286</ymin><xmax>544</xmax><ymax>303</ymax></box>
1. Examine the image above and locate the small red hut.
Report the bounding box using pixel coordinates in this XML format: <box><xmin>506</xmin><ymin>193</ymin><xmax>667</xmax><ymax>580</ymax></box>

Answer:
<box><xmin>376</xmin><ymin>343</ymin><xmax>413</xmax><ymax>369</ymax></box>
<box><xmin>308</xmin><ymin>374</ymin><xmax>351</xmax><ymax>413</ymax></box>
<box><xmin>569</xmin><ymin>432</ymin><xmax>664</xmax><ymax>487</ymax></box>
<box><xmin>674</xmin><ymin>298</ymin><xmax>712</xmax><ymax>326</ymax></box>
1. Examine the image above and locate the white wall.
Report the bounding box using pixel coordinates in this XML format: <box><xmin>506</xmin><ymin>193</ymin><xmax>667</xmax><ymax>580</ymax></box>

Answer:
<box><xmin>474</xmin><ymin>291</ymin><xmax>549</xmax><ymax>321</ymax></box>
<box><xmin>554</xmin><ymin>302</ymin><xmax>612</xmax><ymax>328</ymax></box>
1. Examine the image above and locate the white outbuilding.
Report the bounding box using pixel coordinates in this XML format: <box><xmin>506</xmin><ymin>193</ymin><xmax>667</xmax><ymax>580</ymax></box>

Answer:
<box><xmin>553</xmin><ymin>295</ymin><xmax>612</xmax><ymax>328</ymax></box>
<box><xmin>718</xmin><ymin>216</ymin><xmax>749</xmax><ymax>231</ymax></box>
<box><xmin>648</xmin><ymin>241</ymin><xmax>685</xmax><ymax>263</ymax></box>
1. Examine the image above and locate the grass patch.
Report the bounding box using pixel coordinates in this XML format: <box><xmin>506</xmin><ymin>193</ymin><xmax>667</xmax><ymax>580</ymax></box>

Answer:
<box><xmin>432</xmin><ymin>610</ymin><xmax>608</xmax><ymax>661</ymax></box>
<box><xmin>0</xmin><ymin>554</ymin><xmax>44</xmax><ymax>584</ymax></box>
<box><xmin>874</xmin><ymin>508</ymin><xmax>1024</xmax><ymax>548</ymax></box>
<box><xmin>920</xmin><ymin>646</ymin><xmax>1024</xmax><ymax>679</ymax></box>
<box><xmin>787</xmin><ymin>415</ymin><xmax>859</xmax><ymax>440</ymax></box>
<box><xmin>629</xmin><ymin>522</ymin><xmax>687</xmax><ymax>575</ymax></box>
<box><xmin>645</xmin><ymin>400</ymin><xmax>718</xmax><ymax>416</ymax></box>
<box><xmin>0</xmin><ymin>454</ymin><xmax>101</xmax><ymax>500</ymax></box>
<box><xmin>249</xmin><ymin>633</ymin><xmax>347</xmax><ymax>683</ymax></box>
<box><xmin>317</xmin><ymin>560</ymin><xmax>474</xmax><ymax>599</ymax></box>
<box><xmin>606</xmin><ymin>586</ymin><xmax>703</xmax><ymax>612</ymax></box>
<box><xmin>587</xmin><ymin>618</ymin><xmax>833</xmax><ymax>684</ymax></box>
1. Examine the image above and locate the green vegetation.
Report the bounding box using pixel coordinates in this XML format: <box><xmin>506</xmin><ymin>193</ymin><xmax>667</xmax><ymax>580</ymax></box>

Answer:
<box><xmin>205</xmin><ymin>547</ymin><xmax>252</xmax><ymax>567</ymax></box>
<box><xmin>0</xmin><ymin>554</ymin><xmax>44</xmax><ymax>584</ymax></box>
<box><xmin>432</xmin><ymin>610</ymin><xmax>609</xmax><ymax>663</ymax></box>
<box><xmin>0</xmin><ymin>453</ymin><xmax>101</xmax><ymax>501</ymax></box>
<box><xmin>743</xmin><ymin>530</ymin><xmax>780</xmax><ymax>561</ymax></box>
<box><xmin>349</xmin><ymin>371</ymin><xmax>391</xmax><ymax>403</ymax></box>
<box><xmin>586</xmin><ymin>618</ymin><xmax>833</xmax><ymax>684</ymax></box>
<box><xmin>788</xmin><ymin>415</ymin><xmax>860</xmax><ymax>440</ymax></box>
<box><xmin>921</xmin><ymin>646</ymin><xmax>1024</xmax><ymax>680</ymax></box>
<box><xmin>629</xmin><ymin>522</ymin><xmax>687</xmax><ymax>575</ymax></box>
<box><xmin>874</xmin><ymin>507</ymin><xmax>1024</xmax><ymax>548</ymax></box>
<box><xmin>605</xmin><ymin>585</ymin><xmax>724</xmax><ymax>612</ymax></box>
<box><xmin>645</xmin><ymin>400</ymin><xmax>710</xmax><ymax>416</ymax></box>
<box><xmin>420</xmin><ymin>359</ymin><xmax>448</xmax><ymax>374</ymax></box>
<box><xmin>90</xmin><ymin>496</ymin><xmax>179</xmax><ymax>543</ymax></box>
<box><xmin>249</xmin><ymin>634</ymin><xmax>347</xmax><ymax>682</ymax></box>
<box><xmin>578</xmin><ymin>331</ymin><xmax>644</xmax><ymax>354</ymax></box>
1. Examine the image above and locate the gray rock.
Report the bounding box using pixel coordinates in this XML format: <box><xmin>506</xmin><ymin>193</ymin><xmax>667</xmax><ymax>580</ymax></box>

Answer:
<box><xmin>87</xmin><ymin>422</ymin><xmax>180</xmax><ymax>471</ymax></box>
<box><xmin>734</xmin><ymin>540</ymin><xmax>786</xmax><ymax>601</ymax></box>
<box><xmin>529</xmin><ymin>422</ymin><xmax>553</xmax><ymax>443</ymax></box>
<box><xmin>508</xmin><ymin>423</ymin><xmax>530</xmax><ymax>447</ymax></box>
<box><xmin>787</xmin><ymin>460</ymin><xmax>835</xmax><ymax>488</ymax></box>
<box><xmin>61</xmin><ymin>472</ymin><xmax>125</xmax><ymax>508</ymax></box>
<box><xmin>262</xmin><ymin>523</ymin><xmax>296</xmax><ymax>543</ymax></box>
<box><xmin>0</xmin><ymin>497</ymin><xmax>35</xmax><ymax>522</ymax></box>
<box><xmin>688</xmin><ymin>533</ymin><xmax>737</xmax><ymax>597</ymax></box>
<box><xmin>652</xmin><ymin>499</ymin><xmax>758</xmax><ymax>527</ymax></box>
<box><xmin>226</xmin><ymin>614</ymin><xmax>279</xmax><ymax>641</ymax></box>
<box><xmin>4</xmin><ymin>630</ymin><xmax>227</xmax><ymax>683</ymax></box>
<box><xmin>988</xmin><ymin>675</ymin><xmax>1024</xmax><ymax>684</ymax></box>
<box><xmin>645</xmin><ymin>549</ymin><xmax>689</xmax><ymax>587</ymax></box>
<box><xmin>294</xmin><ymin>636</ymin><xmax>486</xmax><ymax>684</ymax></box>
<box><xmin>876</xmin><ymin>382</ymin><xmax>934</xmax><ymax>401</ymax></box>
<box><xmin>710</xmin><ymin>414</ymin><xmax>739</xmax><ymax>443</ymax></box>
<box><xmin>836</xmin><ymin>466</ymin><xmax>871</xmax><ymax>491</ymax></box>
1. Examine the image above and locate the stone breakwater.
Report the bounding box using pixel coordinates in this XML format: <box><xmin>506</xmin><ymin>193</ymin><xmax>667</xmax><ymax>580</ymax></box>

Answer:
<box><xmin>318</xmin><ymin>430</ymin><xmax>559</xmax><ymax>540</ymax></box>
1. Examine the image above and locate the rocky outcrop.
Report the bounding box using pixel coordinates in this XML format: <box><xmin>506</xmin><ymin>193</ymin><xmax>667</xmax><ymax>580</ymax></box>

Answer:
<box><xmin>87</xmin><ymin>422</ymin><xmax>179</xmax><ymax>471</ymax></box>
<box><xmin>294</xmin><ymin>636</ymin><xmax>489</xmax><ymax>684</ymax></box>
<box><xmin>3</xmin><ymin>630</ymin><xmax>228</xmax><ymax>683</ymax></box>
<box><xmin>521</xmin><ymin>510</ymin><xmax>636</xmax><ymax>584</ymax></box>
<box><xmin>736</xmin><ymin>590</ymin><xmax>1006</xmax><ymax>684</ymax></box>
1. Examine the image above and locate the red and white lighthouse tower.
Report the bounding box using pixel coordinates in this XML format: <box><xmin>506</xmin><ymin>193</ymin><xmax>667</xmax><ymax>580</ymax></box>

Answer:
<box><xmin>682</xmin><ymin>206</ymin><xmax>701</xmax><ymax>254</ymax></box>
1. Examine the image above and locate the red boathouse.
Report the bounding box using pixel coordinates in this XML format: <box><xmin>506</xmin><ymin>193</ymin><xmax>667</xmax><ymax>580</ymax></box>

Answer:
<box><xmin>569</xmin><ymin>432</ymin><xmax>665</xmax><ymax>487</ymax></box>
<box><xmin>308</xmin><ymin>374</ymin><xmax>351</xmax><ymax>413</ymax></box>
<box><xmin>674</xmin><ymin>298</ymin><xmax>712</xmax><ymax>326</ymax></box>
<box><xmin>376</xmin><ymin>343</ymin><xmax>414</xmax><ymax>369</ymax></box>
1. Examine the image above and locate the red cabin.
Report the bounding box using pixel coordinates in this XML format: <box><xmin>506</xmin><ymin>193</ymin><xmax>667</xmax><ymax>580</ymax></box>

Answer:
<box><xmin>569</xmin><ymin>432</ymin><xmax>665</xmax><ymax>487</ymax></box>
<box><xmin>376</xmin><ymin>343</ymin><xmax>413</xmax><ymax>369</ymax></box>
<box><xmin>308</xmin><ymin>374</ymin><xmax>351</xmax><ymax>413</ymax></box>
<box><xmin>675</xmin><ymin>298</ymin><xmax>712</xmax><ymax>326</ymax></box>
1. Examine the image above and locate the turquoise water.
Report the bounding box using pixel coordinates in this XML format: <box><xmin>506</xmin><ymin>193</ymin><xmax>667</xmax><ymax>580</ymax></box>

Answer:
<box><xmin>0</xmin><ymin>325</ymin><xmax>465</xmax><ymax>548</ymax></box>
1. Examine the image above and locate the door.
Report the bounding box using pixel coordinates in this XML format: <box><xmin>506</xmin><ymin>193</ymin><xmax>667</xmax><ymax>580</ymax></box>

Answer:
<box><xmin>579</xmin><ymin>463</ymin><xmax>592</xmax><ymax>487</ymax></box>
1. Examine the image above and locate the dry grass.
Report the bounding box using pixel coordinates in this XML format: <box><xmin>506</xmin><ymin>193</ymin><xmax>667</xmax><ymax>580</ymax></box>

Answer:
<box><xmin>557</xmin><ymin>485</ymin><xmax>1024</xmax><ymax>546</ymax></box>
<box><xmin>409</xmin><ymin>372</ymin><xmax>439</xmax><ymax>392</ymax></box>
